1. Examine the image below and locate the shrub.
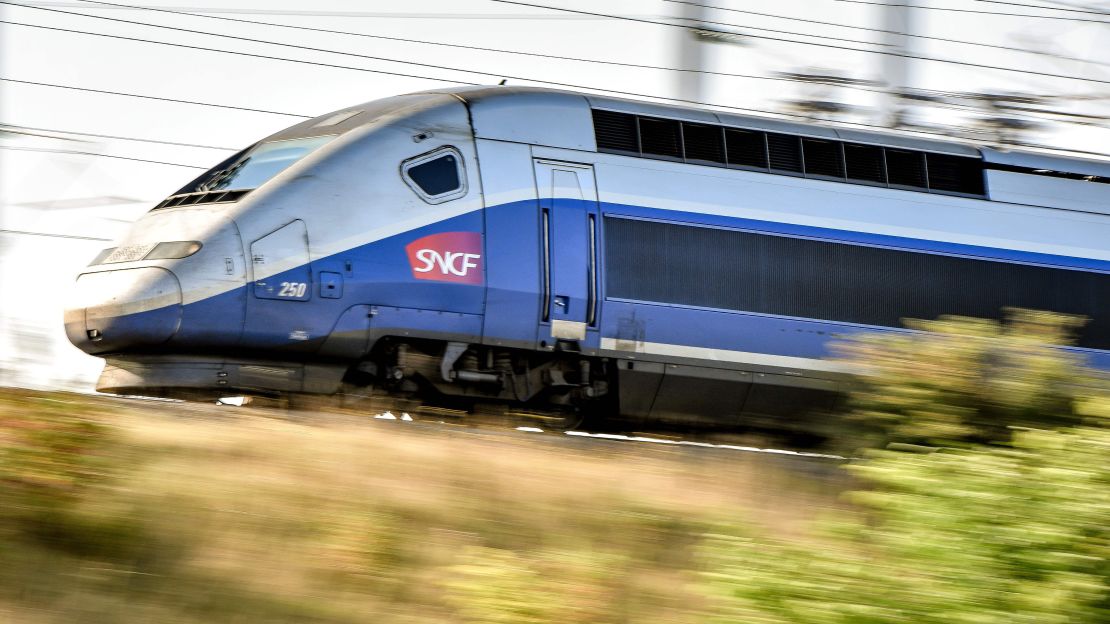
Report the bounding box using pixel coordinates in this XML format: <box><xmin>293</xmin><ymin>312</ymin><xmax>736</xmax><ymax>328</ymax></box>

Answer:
<box><xmin>833</xmin><ymin>309</ymin><xmax>1099</xmax><ymax>449</ymax></box>
<box><xmin>700</xmin><ymin>422</ymin><xmax>1110</xmax><ymax>623</ymax></box>
<box><xmin>700</xmin><ymin>315</ymin><xmax>1110</xmax><ymax>622</ymax></box>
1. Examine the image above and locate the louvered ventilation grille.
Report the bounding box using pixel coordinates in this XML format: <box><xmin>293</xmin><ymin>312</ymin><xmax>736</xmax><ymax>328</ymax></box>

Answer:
<box><xmin>638</xmin><ymin>117</ymin><xmax>682</xmax><ymax>159</ymax></box>
<box><xmin>767</xmin><ymin>134</ymin><xmax>803</xmax><ymax>173</ymax></box>
<box><xmin>682</xmin><ymin>123</ymin><xmax>725</xmax><ymax>164</ymax></box>
<box><xmin>928</xmin><ymin>153</ymin><xmax>985</xmax><ymax>195</ymax></box>
<box><xmin>725</xmin><ymin>129</ymin><xmax>767</xmax><ymax>169</ymax></box>
<box><xmin>592</xmin><ymin>109</ymin><xmax>638</xmax><ymax>153</ymax></box>
<box><xmin>591</xmin><ymin>108</ymin><xmax>988</xmax><ymax>197</ymax></box>
<box><xmin>844</xmin><ymin>144</ymin><xmax>886</xmax><ymax>183</ymax></box>
<box><xmin>801</xmin><ymin>139</ymin><xmax>844</xmax><ymax>178</ymax></box>
<box><xmin>154</xmin><ymin>189</ymin><xmax>250</xmax><ymax>210</ymax></box>
<box><xmin>886</xmin><ymin>149</ymin><xmax>927</xmax><ymax>188</ymax></box>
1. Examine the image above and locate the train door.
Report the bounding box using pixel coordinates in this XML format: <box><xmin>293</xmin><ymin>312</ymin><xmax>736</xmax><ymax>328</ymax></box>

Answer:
<box><xmin>533</xmin><ymin>160</ymin><xmax>600</xmax><ymax>351</ymax></box>
<box><xmin>242</xmin><ymin>219</ymin><xmax>319</xmax><ymax>352</ymax></box>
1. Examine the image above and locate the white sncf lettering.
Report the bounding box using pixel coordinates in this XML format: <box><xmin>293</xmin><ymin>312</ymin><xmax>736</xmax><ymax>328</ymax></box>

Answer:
<box><xmin>412</xmin><ymin>249</ymin><xmax>481</xmax><ymax>277</ymax></box>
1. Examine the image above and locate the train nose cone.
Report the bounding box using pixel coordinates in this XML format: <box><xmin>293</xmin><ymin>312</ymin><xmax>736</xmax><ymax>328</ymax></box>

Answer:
<box><xmin>64</xmin><ymin>267</ymin><xmax>183</xmax><ymax>355</ymax></box>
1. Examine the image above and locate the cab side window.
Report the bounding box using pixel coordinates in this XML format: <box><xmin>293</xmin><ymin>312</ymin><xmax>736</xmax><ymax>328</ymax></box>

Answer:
<box><xmin>402</xmin><ymin>147</ymin><xmax>467</xmax><ymax>204</ymax></box>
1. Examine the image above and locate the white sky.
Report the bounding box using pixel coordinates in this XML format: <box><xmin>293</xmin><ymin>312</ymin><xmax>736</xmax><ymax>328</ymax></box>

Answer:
<box><xmin>1</xmin><ymin>0</ymin><xmax>1108</xmax><ymax>391</ymax></box>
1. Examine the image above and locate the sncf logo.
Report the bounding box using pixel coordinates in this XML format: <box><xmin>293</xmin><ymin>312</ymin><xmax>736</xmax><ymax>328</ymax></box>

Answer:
<box><xmin>405</xmin><ymin>231</ymin><xmax>483</xmax><ymax>285</ymax></box>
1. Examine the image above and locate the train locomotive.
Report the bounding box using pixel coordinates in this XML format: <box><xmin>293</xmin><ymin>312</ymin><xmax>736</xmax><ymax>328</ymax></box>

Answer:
<box><xmin>65</xmin><ymin>86</ymin><xmax>1110</xmax><ymax>426</ymax></box>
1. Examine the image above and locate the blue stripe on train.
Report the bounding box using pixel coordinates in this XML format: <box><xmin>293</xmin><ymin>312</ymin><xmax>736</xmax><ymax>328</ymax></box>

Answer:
<box><xmin>90</xmin><ymin>199</ymin><xmax>1110</xmax><ymax>370</ymax></box>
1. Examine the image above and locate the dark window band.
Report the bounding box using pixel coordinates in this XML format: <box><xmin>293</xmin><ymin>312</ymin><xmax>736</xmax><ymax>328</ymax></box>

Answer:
<box><xmin>593</xmin><ymin>109</ymin><xmax>988</xmax><ymax>197</ymax></box>
<box><xmin>604</xmin><ymin>216</ymin><xmax>1109</xmax><ymax>350</ymax></box>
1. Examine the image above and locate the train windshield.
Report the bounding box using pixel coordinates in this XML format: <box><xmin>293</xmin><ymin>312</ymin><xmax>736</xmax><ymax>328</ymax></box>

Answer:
<box><xmin>185</xmin><ymin>135</ymin><xmax>336</xmax><ymax>193</ymax></box>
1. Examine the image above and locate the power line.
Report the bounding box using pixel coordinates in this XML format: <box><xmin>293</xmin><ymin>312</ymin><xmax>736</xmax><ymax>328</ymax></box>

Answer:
<box><xmin>0</xmin><ymin>123</ymin><xmax>236</xmax><ymax>149</ymax></box>
<box><xmin>0</xmin><ymin>77</ymin><xmax>312</xmax><ymax>117</ymax></box>
<box><xmin>0</xmin><ymin>13</ymin><xmax>487</xmax><ymax>86</ymax></box>
<box><xmin>11</xmin><ymin>1</ymin><xmax>1110</xmax><ymax>94</ymax></box>
<box><xmin>663</xmin><ymin>0</ymin><xmax>1110</xmax><ymax>67</ymax></box>
<box><xmin>631</xmin><ymin>7</ymin><xmax>888</xmax><ymax>45</ymax></box>
<box><xmin>18</xmin><ymin>2</ymin><xmax>654</xmax><ymax>19</ymax></box>
<box><xmin>37</xmin><ymin>0</ymin><xmax>1110</xmax><ymax>20</ymax></box>
<box><xmin>60</xmin><ymin>0</ymin><xmax>899</xmax><ymax>90</ymax></box>
<box><xmin>44</xmin><ymin>1</ymin><xmax>1110</xmax><ymax>129</ymax></box>
<box><xmin>488</xmin><ymin>0</ymin><xmax>1110</xmax><ymax>83</ymax></box>
<box><xmin>0</xmin><ymin>228</ymin><xmax>112</xmax><ymax>241</ymax></box>
<box><xmin>5</xmin><ymin>7</ymin><xmax>1106</xmax><ymax>154</ymax></box>
<box><xmin>64</xmin><ymin>0</ymin><xmax>885</xmax><ymax>47</ymax></box>
<box><xmin>21</xmin><ymin>0</ymin><xmax>1110</xmax><ymax>97</ymax></box>
<box><xmin>3</xmin><ymin>19</ymin><xmax>1105</xmax><ymax>152</ymax></box>
<box><xmin>1</xmin><ymin>144</ymin><xmax>208</xmax><ymax>168</ymax></box>
<box><xmin>0</xmin><ymin>19</ymin><xmax>971</xmax><ymax>137</ymax></box>
<box><xmin>828</xmin><ymin>0</ymin><xmax>1110</xmax><ymax>22</ymax></box>
<box><xmin>973</xmin><ymin>0</ymin><xmax>1110</xmax><ymax>16</ymax></box>
<box><xmin>11</xmin><ymin>0</ymin><xmax>884</xmax><ymax>83</ymax></box>
<box><xmin>0</xmin><ymin>20</ymin><xmax>818</xmax><ymax>121</ymax></box>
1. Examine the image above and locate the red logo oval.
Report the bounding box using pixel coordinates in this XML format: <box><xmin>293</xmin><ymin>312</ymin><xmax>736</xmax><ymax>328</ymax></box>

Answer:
<box><xmin>405</xmin><ymin>231</ymin><xmax>484</xmax><ymax>285</ymax></box>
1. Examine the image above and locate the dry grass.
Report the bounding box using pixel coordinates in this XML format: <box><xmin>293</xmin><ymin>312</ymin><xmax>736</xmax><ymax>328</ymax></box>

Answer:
<box><xmin>0</xmin><ymin>389</ymin><xmax>848</xmax><ymax>623</ymax></box>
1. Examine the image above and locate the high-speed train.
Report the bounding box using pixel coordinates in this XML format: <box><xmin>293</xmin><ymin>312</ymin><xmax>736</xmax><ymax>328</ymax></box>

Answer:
<box><xmin>65</xmin><ymin>86</ymin><xmax>1110</xmax><ymax>425</ymax></box>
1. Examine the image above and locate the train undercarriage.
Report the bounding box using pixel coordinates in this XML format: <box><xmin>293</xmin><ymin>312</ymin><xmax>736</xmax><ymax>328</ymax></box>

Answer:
<box><xmin>95</xmin><ymin>334</ymin><xmax>844</xmax><ymax>443</ymax></box>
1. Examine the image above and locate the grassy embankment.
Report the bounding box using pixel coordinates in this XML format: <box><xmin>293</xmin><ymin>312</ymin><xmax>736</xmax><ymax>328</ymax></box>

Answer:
<box><xmin>0</xmin><ymin>390</ymin><xmax>846</xmax><ymax>623</ymax></box>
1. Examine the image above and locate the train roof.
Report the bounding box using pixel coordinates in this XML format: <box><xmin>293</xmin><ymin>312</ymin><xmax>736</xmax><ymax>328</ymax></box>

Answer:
<box><xmin>421</xmin><ymin>85</ymin><xmax>1110</xmax><ymax>180</ymax></box>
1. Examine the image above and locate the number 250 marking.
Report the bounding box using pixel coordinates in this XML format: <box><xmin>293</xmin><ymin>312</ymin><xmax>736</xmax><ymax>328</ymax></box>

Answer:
<box><xmin>278</xmin><ymin>282</ymin><xmax>307</xmax><ymax>298</ymax></box>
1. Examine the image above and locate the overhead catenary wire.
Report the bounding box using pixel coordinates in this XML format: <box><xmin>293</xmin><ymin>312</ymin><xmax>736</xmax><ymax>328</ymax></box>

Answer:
<box><xmin>0</xmin><ymin>77</ymin><xmax>312</xmax><ymax>117</ymax></box>
<box><xmin>486</xmin><ymin>0</ymin><xmax>1110</xmax><ymax>83</ymax></box>
<box><xmin>3</xmin><ymin>19</ymin><xmax>1105</xmax><ymax>152</ymax></box>
<box><xmin>662</xmin><ymin>0</ymin><xmax>1110</xmax><ymax>67</ymax></box>
<box><xmin>972</xmin><ymin>0</ymin><xmax>1110</xmax><ymax>16</ymax></box>
<box><xmin>6</xmin><ymin>2</ymin><xmax>1110</xmax><ymax>117</ymax></box>
<box><xmin>15</xmin><ymin>2</ymin><xmax>659</xmax><ymax>19</ymax></box>
<box><xmin>828</xmin><ymin>0</ymin><xmax>1110</xmax><ymax>23</ymax></box>
<box><xmin>13</xmin><ymin>0</ymin><xmax>1110</xmax><ymax>88</ymax></box>
<box><xmin>6</xmin><ymin>6</ymin><xmax>1107</xmax><ymax>155</ymax></box>
<box><xmin>39</xmin><ymin>0</ymin><xmax>1110</xmax><ymax>22</ymax></box>
<box><xmin>0</xmin><ymin>122</ymin><xmax>237</xmax><ymax>149</ymax></box>
<box><xmin>55</xmin><ymin>0</ymin><xmax>908</xmax><ymax>93</ymax></box>
<box><xmin>0</xmin><ymin>0</ymin><xmax>890</xmax><ymax>94</ymax></box>
<box><xmin>62</xmin><ymin>0</ymin><xmax>889</xmax><ymax>47</ymax></box>
<box><xmin>19</xmin><ymin>0</ymin><xmax>1110</xmax><ymax>106</ymax></box>
<box><xmin>0</xmin><ymin>228</ymin><xmax>112</xmax><ymax>241</ymax></box>
<box><xmin>0</xmin><ymin>144</ymin><xmax>208</xmax><ymax>168</ymax></box>
<box><xmin>0</xmin><ymin>15</ymin><xmax>487</xmax><ymax>86</ymax></box>
<box><xmin>71</xmin><ymin>0</ymin><xmax>1110</xmax><ymax>111</ymax></box>
<box><xmin>0</xmin><ymin>20</ymin><xmax>999</xmax><ymax>143</ymax></box>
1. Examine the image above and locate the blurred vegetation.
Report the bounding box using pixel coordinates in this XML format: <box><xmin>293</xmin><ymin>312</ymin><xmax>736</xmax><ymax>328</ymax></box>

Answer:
<box><xmin>0</xmin><ymin>389</ymin><xmax>841</xmax><ymax>623</ymax></box>
<box><xmin>700</xmin><ymin>417</ymin><xmax>1110</xmax><ymax>622</ymax></box>
<box><xmin>834</xmin><ymin>309</ymin><xmax>1102</xmax><ymax>449</ymax></box>
<box><xmin>1</xmin><ymin>310</ymin><xmax>1106</xmax><ymax>622</ymax></box>
<box><xmin>700</xmin><ymin>311</ymin><xmax>1109</xmax><ymax>622</ymax></box>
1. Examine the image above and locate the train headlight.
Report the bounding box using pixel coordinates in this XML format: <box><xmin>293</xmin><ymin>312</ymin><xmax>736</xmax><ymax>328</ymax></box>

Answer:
<box><xmin>89</xmin><ymin>241</ymin><xmax>203</xmax><ymax>265</ymax></box>
<box><xmin>144</xmin><ymin>241</ymin><xmax>203</xmax><ymax>260</ymax></box>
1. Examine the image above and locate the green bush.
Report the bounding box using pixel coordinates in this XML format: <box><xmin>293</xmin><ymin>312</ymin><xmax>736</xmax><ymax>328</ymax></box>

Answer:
<box><xmin>700</xmin><ymin>420</ymin><xmax>1110</xmax><ymax>623</ymax></box>
<box><xmin>699</xmin><ymin>313</ymin><xmax>1110</xmax><ymax>622</ymax></box>
<box><xmin>833</xmin><ymin>309</ymin><xmax>1100</xmax><ymax>449</ymax></box>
